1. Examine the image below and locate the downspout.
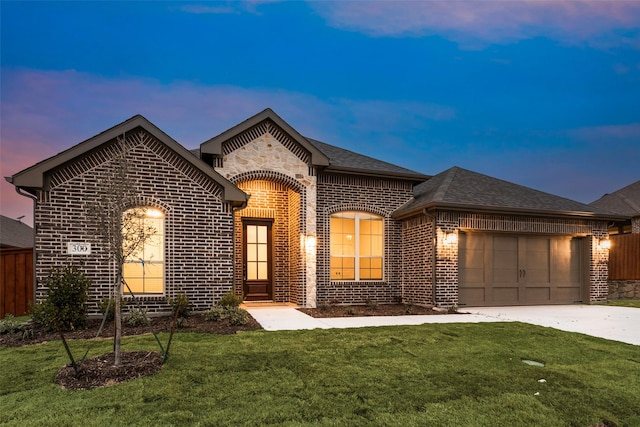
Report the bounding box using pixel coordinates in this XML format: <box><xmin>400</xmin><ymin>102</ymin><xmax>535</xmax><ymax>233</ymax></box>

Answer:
<box><xmin>14</xmin><ymin>185</ymin><xmax>38</xmax><ymax>308</ymax></box>
<box><xmin>422</xmin><ymin>208</ymin><xmax>437</xmax><ymax>306</ymax></box>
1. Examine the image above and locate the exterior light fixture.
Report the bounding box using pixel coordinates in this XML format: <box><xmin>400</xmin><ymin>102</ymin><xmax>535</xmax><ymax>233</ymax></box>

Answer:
<box><xmin>305</xmin><ymin>235</ymin><xmax>317</xmax><ymax>254</ymax></box>
<box><xmin>599</xmin><ymin>238</ymin><xmax>611</xmax><ymax>249</ymax></box>
<box><xmin>444</xmin><ymin>232</ymin><xmax>458</xmax><ymax>245</ymax></box>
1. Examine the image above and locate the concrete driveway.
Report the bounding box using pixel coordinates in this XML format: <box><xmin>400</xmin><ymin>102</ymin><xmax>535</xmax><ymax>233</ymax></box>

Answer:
<box><xmin>246</xmin><ymin>304</ymin><xmax>639</xmax><ymax>346</ymax></box>
<box><xmin>466</xmin><ymin>305</ymin><xmax>640</xmax><ymax>346</ymax></box>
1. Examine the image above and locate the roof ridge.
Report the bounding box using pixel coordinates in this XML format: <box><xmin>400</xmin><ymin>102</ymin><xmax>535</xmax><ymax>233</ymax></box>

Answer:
<box><xmin>617</xmin><ymin>193</ymin><xmax>640</xmax><ymax>213</ymax></box>
<box><xmin>432</xmin><ymin>166</ymin><xmax>459</xmax><ymax>201</ymax></box>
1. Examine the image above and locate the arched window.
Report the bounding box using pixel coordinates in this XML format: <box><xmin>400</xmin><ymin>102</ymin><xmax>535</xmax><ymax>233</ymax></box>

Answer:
<box><xmin>122</xmin><ymin>207</ymin><xmax>164</xmax><ymax>294</ymax></box>
<box><xmin>330</xmin><ymin>212</ymin><xmax>383</xmax><ymax>281</ymax></box>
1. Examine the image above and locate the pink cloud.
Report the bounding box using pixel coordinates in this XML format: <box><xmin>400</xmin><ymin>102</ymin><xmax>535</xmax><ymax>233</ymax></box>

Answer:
<box><xmin>311</xmin><ymin>1</ymin><xmax>640</xmax><ymax>49</ymax></box>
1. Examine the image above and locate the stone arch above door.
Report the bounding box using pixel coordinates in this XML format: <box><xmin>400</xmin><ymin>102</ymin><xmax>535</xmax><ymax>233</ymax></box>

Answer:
<box><xmin>231</xmin><ymin>170</ymin><xmax>314</xmax><ymax>306</ymax></box>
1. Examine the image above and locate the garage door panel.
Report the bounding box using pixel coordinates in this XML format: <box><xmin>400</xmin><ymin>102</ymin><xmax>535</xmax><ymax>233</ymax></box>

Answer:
<box><xmin>459</xmin><ymin>233</ymin><xmax>487</xmax><ymax>286</ymax></box>
<box><xmin>493</xmin><ymin>287</ymin><xmax>519</xmax><ymax>305</ymax></box>
<box><xmin>460</xmin><ymin>267</ymin><xmax>485</xmax><ymax>284</ymax></box>
<box><xmin>492</xmin><ymin>235</ymin><xmax>518</xmax><ymax>284</ymax></box>
<box><xmin>459</xmin><ymin>232</ymin><xmax>583</xmax><ymax>307</ymax></box>
<box><xmin>459</xmin><ymin>287</ymin><xmax>486</xmax><ymax>306</ymax></box>
<box><xmin>553</xmin><ymin>287</ymin><xmax>581</xmax><ymax>303</ymax></box>
<box><xmin>525</xmin><ymin>287</ymin><xmax>551</xmax><ymax>304</ymax></box>
<box><xmin>552</xmin><ymin>238</ymin><xmax>582</xmax><ymax>284</ymax></box>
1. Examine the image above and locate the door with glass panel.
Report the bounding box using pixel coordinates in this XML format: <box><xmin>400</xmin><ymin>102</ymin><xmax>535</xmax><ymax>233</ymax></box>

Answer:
<box><xmin>243</xmin><ymin>219</ymin><xmax>273</xmax><ymax>300</ymax></box>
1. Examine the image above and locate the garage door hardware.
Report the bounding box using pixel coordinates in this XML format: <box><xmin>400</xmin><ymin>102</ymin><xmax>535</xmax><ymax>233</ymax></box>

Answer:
<box><xmin>519</xmin><ymin>269</ymin><xmax>527</xmax><ymax>278</ymax></box>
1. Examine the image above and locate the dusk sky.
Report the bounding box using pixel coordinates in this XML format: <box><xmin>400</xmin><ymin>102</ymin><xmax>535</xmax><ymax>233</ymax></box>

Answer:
<box><xmin>2</xmin><ymin>1</ymin><xmax>639</xmax><ymax>227</ymax></box>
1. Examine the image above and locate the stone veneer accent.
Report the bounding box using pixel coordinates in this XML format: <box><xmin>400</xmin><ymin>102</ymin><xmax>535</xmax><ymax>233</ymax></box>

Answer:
<box><xmin>608</xmin><ymin>280</ymin><xmax>640</xmax><ymax>300</ymax></box>
<box><xmin>34</xmin><ymin>129</ymin><xmax>235</xmax><ymax>316</ymax></box>
<box><xmin>215</xmin><ymin>129</ymin><xmax>317</xmax><ymax>306</ymax></box>
<box><xmin>316</xmin><ymin>173</ymin><xmax>414</xmax><ymax>305</ymax></box>
<box><xmin>633</xmin><ymin>217</ymin><xmax>640</xmax><ymax>234</ymax></box>
<box><xmin>401</xmin><ymin>210</ymin><xmax>611</xmax><ymax>307</ymax></box>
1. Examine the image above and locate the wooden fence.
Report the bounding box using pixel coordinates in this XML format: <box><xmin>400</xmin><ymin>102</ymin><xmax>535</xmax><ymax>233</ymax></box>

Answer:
<box><xmin>0</xmin><ymin>248</ymin><xmax>34</xmax><ymax>318</ymax></box>
<box><xmin>609</xmin><ymin>234</ymin><xmax>640</xmax><ymax>280</ymax></box>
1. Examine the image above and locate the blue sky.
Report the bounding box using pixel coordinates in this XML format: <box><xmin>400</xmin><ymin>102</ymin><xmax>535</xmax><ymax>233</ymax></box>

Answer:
<box><xmin>2</xmin><ymin>1</ymin><xmax>639</xmax><ymax>226</ymax></box>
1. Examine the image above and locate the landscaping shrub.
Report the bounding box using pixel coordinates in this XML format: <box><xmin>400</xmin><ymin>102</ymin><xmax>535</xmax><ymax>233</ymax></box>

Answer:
<box><xmin>205</xmin><ymin>306</ymin><xmax>226</xmax><ymax>321</ymax></box>
<box><xmin>218</xmin><ymin>290</ymin><xmax>243</xmax><ymax>308</ymax></box>
<box><xmin>205</xmin><ymin>293</ymin><xmax>250</xmax><ymax>325</ymax></box>
<box><xmin>126</xmin><ymin>307</ymin><xmax>149</xmax><ymax>327</ymax></box>
<box><xmin>167</xmin><ymin>293</ymin><xmax>190</xmax><ymax>328</ymax></box>
<box><xmin>0</xmin><ymin>315</ymin><xmax>23</xmax><ymax>334</ymax></box>
<box><xmin>167</xmin><ymin>294</ymin><xmax>190</xmax><ymax>319</ymax></box>
<box><xmin>225</xmin><ymin>307</ymin><xmax>249</xmax><ymax>325</ymax></box>
<box><xmin>31</xmin><ymin>265</ymin><xmax>90</xmax><ymax>331</ymax></box>
<box><xmin>98</xmin><ymin>298</ymin><xmax>127</xmax><ymax>321</ymax></box>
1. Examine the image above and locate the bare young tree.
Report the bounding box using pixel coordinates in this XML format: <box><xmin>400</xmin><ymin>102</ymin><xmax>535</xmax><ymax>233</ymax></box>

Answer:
<box><xmin>88</xmin><ymin>134</ymin><xmax>156</xmax><ymax>366</ymax></box>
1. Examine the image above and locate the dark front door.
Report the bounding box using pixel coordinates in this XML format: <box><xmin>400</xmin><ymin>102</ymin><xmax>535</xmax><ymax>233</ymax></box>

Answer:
<box><xmin>243</xmin><ymin>219</ymin><xmax>273</xmax><ymax>300</ymax></box>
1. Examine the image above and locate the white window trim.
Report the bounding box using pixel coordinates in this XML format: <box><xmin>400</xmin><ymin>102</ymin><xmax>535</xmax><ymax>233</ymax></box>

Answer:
<box><xmin>331</xmin><ymin>211</ymin><xmax>384</xmax><ymax>282</ymax></box>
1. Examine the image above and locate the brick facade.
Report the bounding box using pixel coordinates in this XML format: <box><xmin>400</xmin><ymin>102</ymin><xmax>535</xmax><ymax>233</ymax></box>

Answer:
<box><xmin>400</xmin><ymin>210</ymin><xmax>612</xmax><ymax>307</ymax></box>
<box><xmin>316</xmin><ymin>174</ymin><xmax>414</xmax><ymax>305</ymax></box>
<box><xmin>34</xmin><ymin>129</ymin><xmax>235</xmax><ymax>316</ymax></box>
<box><xmin>401</xmin><ymin>215</ymin><xmax>434</xmax><ymax>306</ymax></box>
<box><xmin>22</xmin><ymin>112</ymin><xmax>622</xmax><ymax>313</ymax></box>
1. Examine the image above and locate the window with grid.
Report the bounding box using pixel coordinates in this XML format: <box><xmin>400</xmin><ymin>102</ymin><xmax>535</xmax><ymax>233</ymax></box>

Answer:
<box><xmin>122</xmin><ymin>208</ymin><xmax>164</xmax><ymax>294</ymax></box>
<box><xmin>330</xmin><ymin>212</ymin><xmax>383</xmax><ymax>281</ymax></box>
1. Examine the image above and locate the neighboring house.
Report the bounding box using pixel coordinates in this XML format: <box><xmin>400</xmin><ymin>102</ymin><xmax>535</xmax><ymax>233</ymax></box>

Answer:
<box><xmin>0</xmin><ymin>215</ymin><xmax>34</xmax><ymax>248</ymax></box>
<box><xmin>6</xmin><ymin>109</ymin><xmax>624</xmax><ymax>314</ymax></box>
<box><xmin>590</xmin><ymin>180</ymin><xmax>640</xmax><ymax>234</ymax></box>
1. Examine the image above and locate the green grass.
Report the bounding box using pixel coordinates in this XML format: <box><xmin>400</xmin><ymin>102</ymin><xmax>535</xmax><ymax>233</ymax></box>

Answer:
<box><xmin>2</xmin><ymin>323</ymin><xmax>639</xmax><ymax>427</ymax></box>
<box><xmin>607</xmin><ymin>299</ymin><xmax>640</xmax><ymax>308</ymax></box>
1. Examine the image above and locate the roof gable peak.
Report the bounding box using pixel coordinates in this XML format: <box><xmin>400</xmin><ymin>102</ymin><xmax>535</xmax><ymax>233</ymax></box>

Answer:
<box><xmin>8</xmin><ymin>114</ymin><xmax>246</xmax><ymax>206</ymax></box>
<box><xmin>200</xmin><ymin>108</ymin><xmax>330</xmax><ymax>167</ymax></box>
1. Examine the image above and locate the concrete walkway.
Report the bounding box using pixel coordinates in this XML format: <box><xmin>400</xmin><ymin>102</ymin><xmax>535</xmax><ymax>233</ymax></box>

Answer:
<box><xmin>245</xmin><ymin>304</ymin><xmax>640</xmax><ymax>346</ymax></box>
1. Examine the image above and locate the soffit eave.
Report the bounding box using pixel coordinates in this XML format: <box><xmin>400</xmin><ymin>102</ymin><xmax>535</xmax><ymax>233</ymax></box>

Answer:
<box><xmin>392</xmin><ymin>201</ymin><xmax>628</xmax><ymax>222</ymax></box>
<box><xmin>323</xmin><ymin>166</ymin><xmax>430</xmax><ymax>183</ymax></box>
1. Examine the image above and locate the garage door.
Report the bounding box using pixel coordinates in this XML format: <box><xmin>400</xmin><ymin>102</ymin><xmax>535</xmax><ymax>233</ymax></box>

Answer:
<box><xmin>459</xmin><ymin>233</ymin><xmax>583</xmax><ymax>306</ymax></box>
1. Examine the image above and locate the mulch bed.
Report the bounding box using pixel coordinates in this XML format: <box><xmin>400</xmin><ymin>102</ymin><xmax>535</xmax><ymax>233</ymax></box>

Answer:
<box><xmin>56</xmin><ymin>350</ymin><xmax>164</xmax><ymax>390</ymax></box>
<box><xmin>298</xmin><ymin>303</ymin><xmax>457</xmax><ymax>318</ymax></box>
<box><xmin>0</xmin><ymin>313</ymin><xmax>261</xmax><ymax>348</ymax></box>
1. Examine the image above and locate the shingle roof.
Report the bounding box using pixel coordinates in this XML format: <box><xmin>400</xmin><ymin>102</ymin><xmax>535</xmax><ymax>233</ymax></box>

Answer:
<box><xmin>306</xmin><ymin>138</ymin><xmax>428</xmax><ymax>180</ymax></box>
<box><xmin>393</xmin><ymin>166</ymin><xmax>624</xmax><ymax>220</ymax></box>
<box><xmin>590</xmin><ymin>180</ymin><xmax>640</xmax><ymax>218</ymax></box>
<box><xmin>198</xmin><ymin>108</ymin><xmax>428</xmax><ymax>182</ymax></box>
<box><xmin>0</xmin><ymin>215</ymin><xmax>34</xmax><ymax>248</ymax></box>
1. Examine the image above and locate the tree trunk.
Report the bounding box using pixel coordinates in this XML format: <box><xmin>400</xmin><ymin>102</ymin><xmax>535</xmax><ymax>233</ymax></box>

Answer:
<box><xmin>114</xmin><ymin>274</ymin><xmax>122</xmax><ymax>366</ymax></box>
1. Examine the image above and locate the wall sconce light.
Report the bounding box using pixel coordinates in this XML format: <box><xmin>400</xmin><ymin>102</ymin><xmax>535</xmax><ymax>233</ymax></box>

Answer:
<box><xmin>444</xmin><ymin>232</ymin><xmax>458</xmax><ymax>245</ymax></box>
<box><xmin>305</xmin><ymin>235</ymin><xmax>317</xmax><ymax>254</ymax></box>
<box><xmin>599</xmin><ymin>238</ymin><xmax>611</xmax><ymax>249</ymax></box>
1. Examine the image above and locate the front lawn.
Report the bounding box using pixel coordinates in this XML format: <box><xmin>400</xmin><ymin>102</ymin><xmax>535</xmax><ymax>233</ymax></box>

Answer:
<box><xmin>607</xmin><ymin>299</ymin><xmax>640</xmax><ymax>308</ymax></box>
<box><xmin>1</xmin><ymin>323</ymin><xmax>638</xmax><ymax>426</ymax></box>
